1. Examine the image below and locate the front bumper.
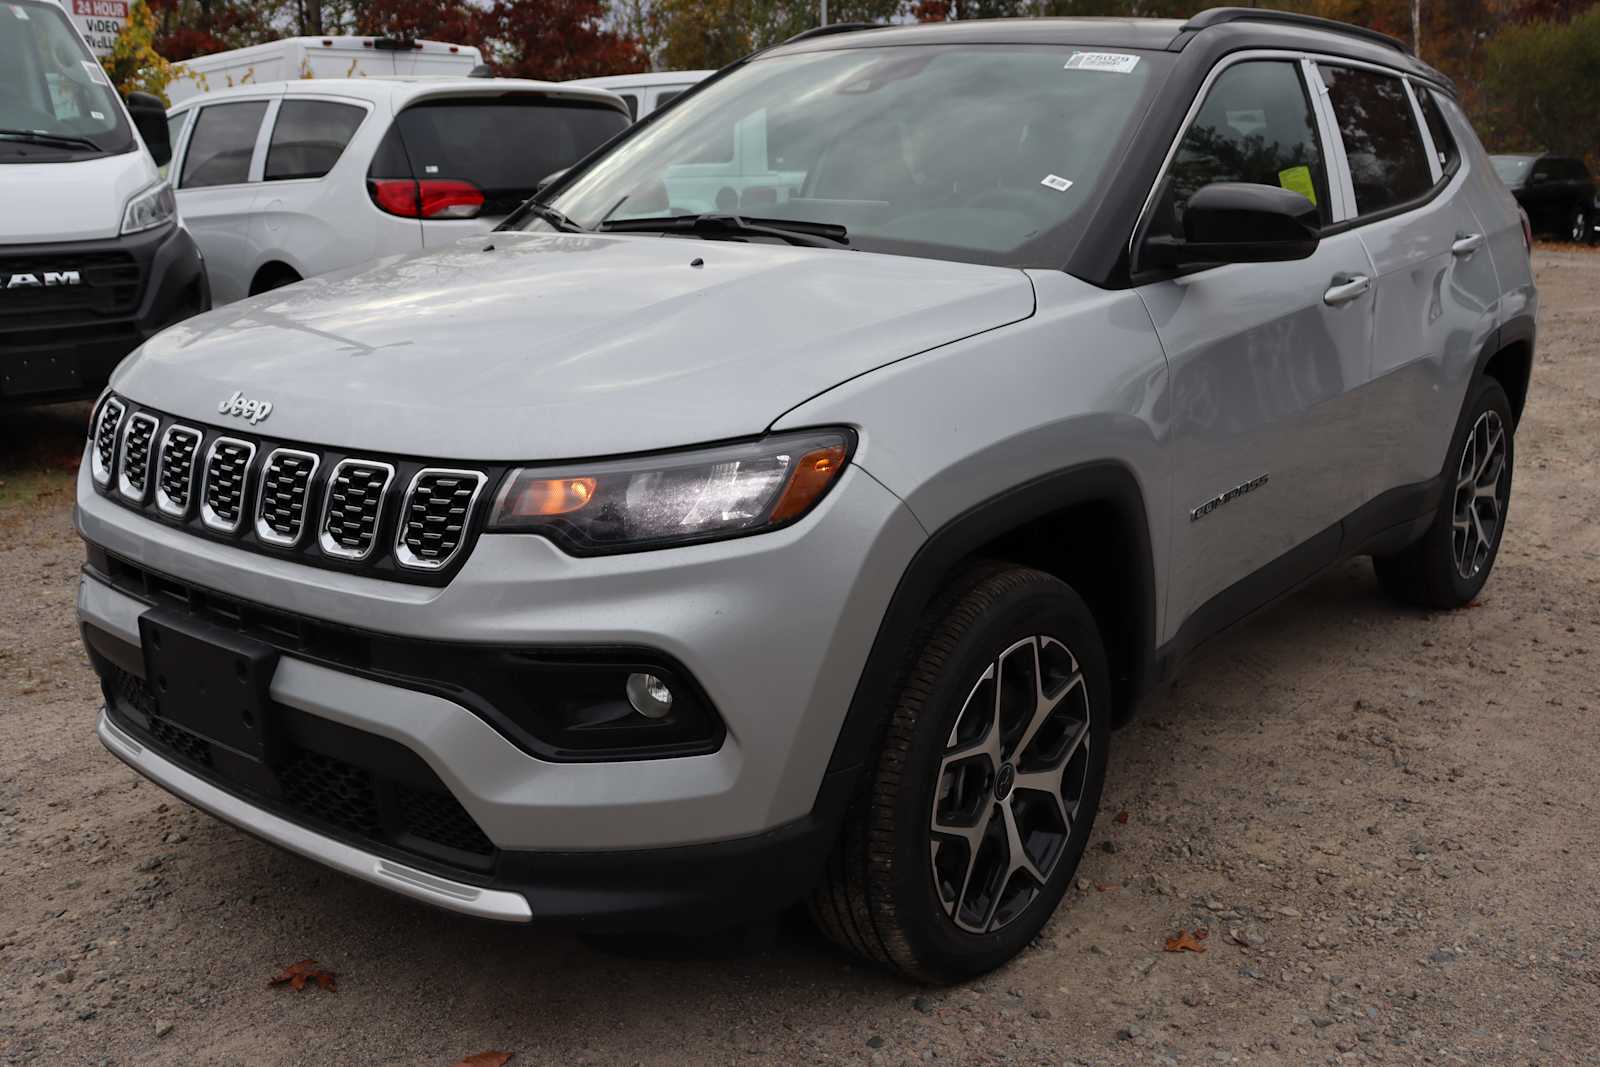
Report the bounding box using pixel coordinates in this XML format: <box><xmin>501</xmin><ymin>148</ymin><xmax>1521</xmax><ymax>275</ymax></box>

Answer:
<box><xmin>98</xmin><ymin>710</ymin><xmax>533</xmax><ymax>922</ymax></box>
<box><xmin>76</xmin><ymin>460</ymin><xmax>924</xmax><ymax>926</ymax></box>
<box><xmin>1</xmin><ymin>224</ymin><xmax>209</xmax><ymax>406</ymax></box>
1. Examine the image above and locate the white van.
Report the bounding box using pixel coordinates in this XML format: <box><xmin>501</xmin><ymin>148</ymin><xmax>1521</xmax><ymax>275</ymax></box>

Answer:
<box><xmin>565</xmin><ymin>70</ymin><xmax>713</xmax><ymax>119</ymax></box>
<box><xmin>1</xmin><ymin>0</ymin><xmax>208</xmax><ymax>407</ymax></box>
<box><xmin>166</xmin><ymin>37</ymin><xmax>483</xmax><ymax>106</ymax></box>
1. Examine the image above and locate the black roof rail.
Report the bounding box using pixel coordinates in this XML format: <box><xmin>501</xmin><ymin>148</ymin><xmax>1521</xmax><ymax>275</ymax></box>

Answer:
<box><xmin>1181</xmin><ymin>7</ymin><xmax>1412</xmax><ymax>56</ymax></box>
<box><xmin>782</xmin><ymin>22</ymin><xmax>885</xmax><ymax>46</ymax></box>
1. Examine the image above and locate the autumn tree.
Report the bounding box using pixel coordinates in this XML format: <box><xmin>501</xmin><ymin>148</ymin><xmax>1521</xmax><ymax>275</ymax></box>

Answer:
<box><xmin>102</xmin><ymin>0</ymin><xmax>181</xmax><ymax>101</ymax></box>
<box><xmin>479</xmin><ymin>0</ymin><xmax>649</xmax><ymax>79</ymax></box>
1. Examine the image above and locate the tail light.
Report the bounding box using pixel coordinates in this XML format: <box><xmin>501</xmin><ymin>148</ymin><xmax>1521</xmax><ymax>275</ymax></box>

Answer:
<box><xmin>1519</xmin><ymin>207</ymin><xmax>1533</xmax><ymax>254</ymax></box>
<box><xmin>367</xmin><ymin>178</ymin><xmax>484</xmax><ymax>220</ymax></box>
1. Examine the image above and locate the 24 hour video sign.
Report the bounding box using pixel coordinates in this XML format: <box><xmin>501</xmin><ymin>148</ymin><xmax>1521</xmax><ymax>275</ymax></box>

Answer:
<box><xmin>70</xmin><ymin>0</ymin><xmax>128</xmax><ymax>57</ymax></box>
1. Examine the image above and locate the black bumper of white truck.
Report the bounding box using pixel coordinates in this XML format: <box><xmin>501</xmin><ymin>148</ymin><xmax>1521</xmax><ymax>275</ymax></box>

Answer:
<box><xmin>1</xmin><ymin>223</ymin><xmax>209</xmax><ymax>406</ymax></box>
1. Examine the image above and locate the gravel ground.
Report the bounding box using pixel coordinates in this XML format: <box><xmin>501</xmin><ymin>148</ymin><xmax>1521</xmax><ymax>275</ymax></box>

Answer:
<box><xmin>2</xmin><ymin>250</ymin><xmax>1597</xmax><ymax>1067</ymax></box>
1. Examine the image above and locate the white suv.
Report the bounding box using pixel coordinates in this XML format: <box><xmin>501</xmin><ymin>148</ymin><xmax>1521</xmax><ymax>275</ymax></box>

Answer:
<box><xmin>165</xmin><ymin>78</ymin><xmax>630</xmax><ymax>305</ymax></box>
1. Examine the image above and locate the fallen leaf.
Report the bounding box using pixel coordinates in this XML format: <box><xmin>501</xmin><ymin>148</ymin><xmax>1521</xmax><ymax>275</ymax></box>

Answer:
<box><xmin>1194</xmin><ymin>927</ymin><xmax>1210</xmax><ymax>941</ymax></box>
<box><xmin>447</xmin><ymin>1054</ymin><xmax>512</xmax><ymax>1067</ymax></box>
<box><xmin>1115</xmin><ymin>811</ymin><xmax>1129</xmax><ymax>824</ymax></box>
<box><xmin>268</xmin><ymin>959</ymin><xmax>337</xmax><ymax>992</ymax></box>
<box><xmin>1164</xmin><ymin>930</ymin><xmax>1207</xmax><ymax>954</ymax></box>
<box><xmin>1095</xmin><ymin>883</ymin><xmax>1118</xmax><ymax>892</ymax></box>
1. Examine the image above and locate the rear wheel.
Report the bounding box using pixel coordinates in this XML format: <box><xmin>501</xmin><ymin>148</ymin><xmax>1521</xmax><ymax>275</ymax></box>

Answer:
<box><xmin>810</xmin><ymin>565</ymin><xmax>1110</xmax><ymax>983</ymax></box>
<box><xmin>1374</xmin><ymin>377</ymin><xmax>1514</xmax><ymax>608</ymax></box>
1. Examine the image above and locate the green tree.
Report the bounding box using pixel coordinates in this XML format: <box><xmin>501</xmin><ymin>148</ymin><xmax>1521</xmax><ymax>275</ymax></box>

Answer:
<box><xmin>1480</xmin><ymin>5</ymin><xmax>1600</xmax><ymax>158</ymax></box>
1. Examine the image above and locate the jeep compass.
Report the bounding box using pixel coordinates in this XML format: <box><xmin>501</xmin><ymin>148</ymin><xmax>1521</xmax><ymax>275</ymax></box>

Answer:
<box><xmin>77</xmin><ymin>10</ymin><xmax>1536</xmax><ymax>982</ymax></box>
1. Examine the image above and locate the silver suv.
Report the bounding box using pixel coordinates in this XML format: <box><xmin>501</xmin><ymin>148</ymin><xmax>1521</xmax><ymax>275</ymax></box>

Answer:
<box><xmin>77</xmin><ymin>10</ymin><xmax>1535</xmax><ymax>983</ymax></box>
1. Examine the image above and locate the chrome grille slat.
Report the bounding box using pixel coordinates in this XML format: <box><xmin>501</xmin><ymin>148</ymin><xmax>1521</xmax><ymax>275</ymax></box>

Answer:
<box><xmin>116</xmin><ymin>413</ymin><xmax>159</xmax><ymax>503</ymax></box>
<box><xmin>154</xmin><ymin>425</ymin><xmax>203</xmax><ymax>518</ymax></box>
<box><xmin>255</xmin><ymin>448</ymin><xmax>320</xmax><ymax>547</ymax></box>
<box><xmin>90</xmin><ymin>397</ymin><xmax>126</xmax><ymax>487</ymax></box>
<box><xmin>396</xmin><ymin>469</ymin><xmax>487</xmax><ymax>571</ymax></box>
<box><xmin>319</xmin><ymin>459</ymin><xmax>395</xmax><ymax>561</ymax></box>
<box><xmin>91</xmin><ymin>397</ymin><xmax>489</xmax><ymax>578</ymax></box>
<box><xmin>200</xmin><ymin>437</ymin><xmax>257</xmax><ymax>534</ymax></box>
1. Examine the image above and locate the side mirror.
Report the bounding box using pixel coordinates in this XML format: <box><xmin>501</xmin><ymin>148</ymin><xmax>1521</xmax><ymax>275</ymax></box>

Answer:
<box><xmin>124</xmin><ymin>91</ymin><xmax>171</xmax><ymax>167</ymax></box>
<box><xmin>1142</xmin><ymin>182</ymin><xmax>1320</xmax><ymax>270</ymax></box>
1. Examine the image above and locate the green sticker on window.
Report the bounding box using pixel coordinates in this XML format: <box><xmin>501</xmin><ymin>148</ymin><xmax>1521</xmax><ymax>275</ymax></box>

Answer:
<box><xmin>1279</xmin><ymin>165</ymin><xmax>1317</xmax><ymax>205</ymax></box>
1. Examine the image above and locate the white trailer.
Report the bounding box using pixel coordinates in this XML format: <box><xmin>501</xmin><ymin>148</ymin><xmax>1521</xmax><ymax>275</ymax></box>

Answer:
<box><xmin>166</xmin><ymin>37</ymin><xmax>483</xmax><ymax>105</ymax></box>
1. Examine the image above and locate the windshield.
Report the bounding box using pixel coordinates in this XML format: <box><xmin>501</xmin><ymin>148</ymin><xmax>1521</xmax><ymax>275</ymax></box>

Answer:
<box><xmin>517</xmin><ymin>44</ymin><xmax>1165</xmax><ymax>266</ymax></box>
<box><xmin>0</xmin><ymin>0</ymin><xmax>133</xmax><ymax>160</ymax></box>
<box><xmin>1491</xmin><ymin>156</ymin><xmax>1533</xmax><ymax>185</ymax></box>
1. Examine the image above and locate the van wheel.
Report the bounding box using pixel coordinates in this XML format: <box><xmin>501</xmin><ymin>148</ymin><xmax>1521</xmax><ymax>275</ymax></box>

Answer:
<box><xmin>810</xmin><ymin>565</ymin><xmax>1110</xmax><ymax>984</ymax></box>
<box><xmin>1374</xmin><ymin>377</ymin><xmax>1514</xmax><ymax>609</ymax></box>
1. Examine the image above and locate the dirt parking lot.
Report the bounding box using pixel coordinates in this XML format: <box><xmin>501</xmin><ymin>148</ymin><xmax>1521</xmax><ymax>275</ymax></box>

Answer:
<box><xmin>2</xmin><ymin>250</ymin><xmax>1598</xmax><ymax>1067</ymax></box>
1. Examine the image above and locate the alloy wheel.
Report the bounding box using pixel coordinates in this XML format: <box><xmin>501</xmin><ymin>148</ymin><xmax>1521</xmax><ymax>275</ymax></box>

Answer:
<box><xmin>1452</xmin><ymin>410</ymin><xmax>1510</xmax><ymax>579</ymax></box>
<box><xmin>929</xmin><ymin>635</ymin><xmax>1091</xmax><ymax>934</ymax></box>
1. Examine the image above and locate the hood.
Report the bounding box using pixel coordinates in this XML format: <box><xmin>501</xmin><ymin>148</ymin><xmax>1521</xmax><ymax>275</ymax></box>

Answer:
<box><xmin>113</xmin><ymin>233</ymin><xmax>1035</xmax><ymax>461</ymax></box>
<box><xmin>0</xmin><ymin>151</ymin><xmax>157</xmax><ymax>243</ymax></box>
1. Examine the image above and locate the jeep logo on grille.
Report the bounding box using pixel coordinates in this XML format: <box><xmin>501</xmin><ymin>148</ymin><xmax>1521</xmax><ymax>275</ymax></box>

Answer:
<box><xmin>218</xmin><ymin>390</ymin><xmax>274</xmax><ymax>425</ymax></box>
<box><xmin>4</xmin><ymin>270</ymin><xmax>81</xmax><ymax>289</ymax></box>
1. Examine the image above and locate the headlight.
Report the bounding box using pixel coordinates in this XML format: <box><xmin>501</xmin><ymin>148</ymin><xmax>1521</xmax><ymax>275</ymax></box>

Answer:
<box><xmin>121</xmin><ymin>181</ymin><xmax>176</xmax><ymax>235</ymax></box>
<box><xmin>488</xmin><ymin>429</ymin><xmax>854</xmax><ymax>554</ymax></box>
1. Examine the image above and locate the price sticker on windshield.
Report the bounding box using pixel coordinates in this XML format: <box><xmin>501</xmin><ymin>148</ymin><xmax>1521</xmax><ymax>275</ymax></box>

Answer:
<box><xmin>1040</xmin><ymin>174</ymin><xmax>1074</xmax><ymax>193</ymax></box>
<box><xmin>1065</xmin><ymin>52</ymin><xmax>1141</xmax><ymax>75</ymax></box>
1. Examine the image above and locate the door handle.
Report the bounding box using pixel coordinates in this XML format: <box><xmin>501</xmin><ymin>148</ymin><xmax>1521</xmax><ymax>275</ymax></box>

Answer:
<box><xmin>1323</xmin><ymin>272</ymin><xmax>1371</xmax><ymax>307</ymax></box>
<box><xmin>1452</xmin><ymin>232</ymin><xmax>1485</xmax><ymax>256</ymax></box>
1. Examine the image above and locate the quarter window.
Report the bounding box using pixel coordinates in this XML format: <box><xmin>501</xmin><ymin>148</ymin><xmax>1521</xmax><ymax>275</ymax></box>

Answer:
<box><xmin>1415</xmin><ymin>87</ymin><xmax>1458</xmax><ymax>174</ymax></box>
<box><xmin>179</xmin><ymin>100</ymin><xmax>268</xmax><ymax>188</ymax></box>
<box><xmin>265</xmin><ymin>100</ymin><xmax>366</xmax><ymax>181</ymax></box>
<box><xmin>1148</xmin><ymin>60</ymin><xmax>1331</xmax><ymax>241</ymax></box>
<box><xmin>1319</xmin><ymin>65</ymin><xmax>1432</xmax><ymax>215</ymax></box>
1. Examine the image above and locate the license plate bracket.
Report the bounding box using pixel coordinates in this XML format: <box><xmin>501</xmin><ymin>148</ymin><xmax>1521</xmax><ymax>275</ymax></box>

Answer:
<box><xmin>139</xmin><ymin>608</ymin><xmax>280</xmax><ymax>764</ymax></box>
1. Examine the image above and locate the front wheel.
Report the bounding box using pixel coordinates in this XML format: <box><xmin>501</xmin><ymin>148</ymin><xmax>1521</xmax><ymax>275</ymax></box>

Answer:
<box><xmin>810</xmin><ymin>565</ymin><xmax>1110</xmax><ymax>983</ymax></box>
<box><xmin>1374</xmin><ymin>376</ymin><xmax>1514</xmax><ymax>608</ymax></box>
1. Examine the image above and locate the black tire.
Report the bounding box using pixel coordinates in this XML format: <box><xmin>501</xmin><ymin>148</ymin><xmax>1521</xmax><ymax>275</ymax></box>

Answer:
<box><xmin>1374</xmin><ymin>376</ymin><xmax>1515</xmax><ymax>609</ymax></box>
<box><xmin>250</xmin><ymin>267</ymin><xmax>301</xmax><ymax>296</ymax></box>
<box><xmin>809</xmin><ymin>564</ymin><xmax>1111</xmax><ymax>983</ymax></box>
<box><xmin>1569</xmin><ymin>206</ymin><xmax>1592</xmax><ymax>245</ymax></box>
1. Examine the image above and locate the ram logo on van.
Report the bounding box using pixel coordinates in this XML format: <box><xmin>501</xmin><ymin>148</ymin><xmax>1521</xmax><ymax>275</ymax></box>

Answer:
<box><xmin>4</xmin><ymin>271</ymin><xmax>81</xmax><ymax>289</ymax></box>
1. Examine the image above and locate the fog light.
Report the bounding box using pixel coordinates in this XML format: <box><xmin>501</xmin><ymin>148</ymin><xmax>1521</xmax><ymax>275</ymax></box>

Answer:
<box><xmin>625</xmin><ymin>672</ymin><xmax>674</xmax><ymax>719</ymax></box>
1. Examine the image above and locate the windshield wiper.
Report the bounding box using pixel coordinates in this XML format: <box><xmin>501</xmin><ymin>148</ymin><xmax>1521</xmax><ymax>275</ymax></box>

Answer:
<box><xmin>0</xmin><ymin>129</ymin><xmax>101</xmax><ymax>152</ymax></box>
<box><xmin>519</xmin><ymin>201</ymin><xmax>588</xmax><ymax>233</ymax></box>
<box><xmin>599</xmin><ymin>214</ymin><xmax>849</xmax><ymax>249</ymax></box>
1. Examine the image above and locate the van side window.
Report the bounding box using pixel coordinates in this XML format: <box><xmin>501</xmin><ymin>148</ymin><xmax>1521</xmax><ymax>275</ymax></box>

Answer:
<box><xmin>1319</xmin><ymin>65</ymin><xmax>1432</xmax><ymax>214</ymax></box>
<box><xmin>180</xmin><ymin>101</ymin><xmax>268</xmax><ymax>188</ymax></box>
<box><xmin>1415</xmin><ymin>87</ymin><xmax>1458</xmax><ymax>176</ymax></box>
<box><xmin>1149</xmin><ymin>60</ymin><xmax>1331</xmax><ymax>240</ymax></box>
<box><xmin>617</xmin><ymin>93</ymin><xmax>639</xmax><ymax>120</ymax></box>
<box><xmin>265</xmin><ymin>101</ymin><xmax>366</xmax><ymax>181</ymax></box>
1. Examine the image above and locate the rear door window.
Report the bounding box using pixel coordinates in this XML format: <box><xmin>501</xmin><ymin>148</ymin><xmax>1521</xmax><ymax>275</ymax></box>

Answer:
<box><xmin>1414</xmin><ymin>87</ymin><xmax>1458</xmax><ymax>175</ymax></box>
<box><xmin>1320</xmin><ymin>65</ymin><xmax>1433</xmax><ymax>215</ymax></box>
<box><xmin>265</xmin><ymin>100</ymin><xmax>366</xmax><ymax>181</ymax></box>
<box><xmin>1148</xmin><ymin>60</ymin><xmax>1332</xmax><ymax>241</ymax></box>
<box><xmin>369</xmin><ymin>98</ymin><xmax>630</xmax><ymax>216</ymax></box>
<box><xmin>179</xmin><ymin>100</ymin><xmax>268</xmax><ymax>188</ymax></box>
